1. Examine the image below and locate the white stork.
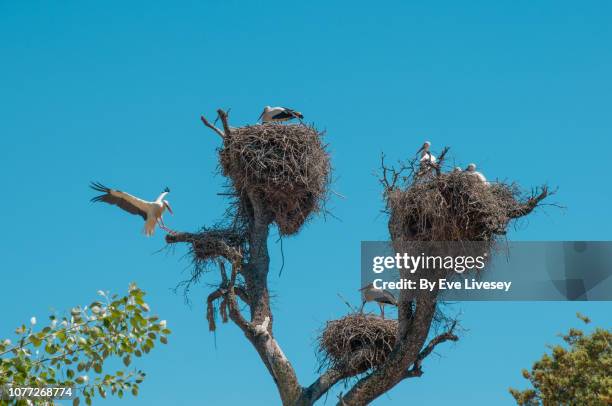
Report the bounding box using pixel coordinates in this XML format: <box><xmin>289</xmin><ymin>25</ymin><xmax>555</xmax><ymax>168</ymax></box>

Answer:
<box><xmin>359</xmin><ymin>282</ymin><xmax>398</xmax><ymax>319</ymax></box>
<box><xmin>415</xmin><ymin>141</ymin><xmax>437</xmax><ymax>178</ymax></box>
<box><xmin>417</xmin><ymin>141</ymin><xmax>436</xmax><ymax>165</ymax></box>
<box><xmin>465</xmin><ymin>163</ymin><xmax>488</xmax><ymax>184</ymax></box>
<box><xmin>90</xmin><ymin>182</ymin><xmax>175</xmax><ymax>236</ymax></box>
<box><xmin>258</xmin><ymin>106</ymin><xmax>304</xmax><ymax>123</ymax></box>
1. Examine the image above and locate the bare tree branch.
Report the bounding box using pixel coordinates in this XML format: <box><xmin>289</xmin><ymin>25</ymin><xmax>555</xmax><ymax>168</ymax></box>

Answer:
<box><xmin>509</xmin><ymin>186</ymin><xmax>549</xmax><ymax>218</ymax></box>
<box><xmin>433</xmin><ymin>146</ymin><xmax>450</xmax><ymax>176</ymax></box>
<box><xmin>216</xmin><ymin>108</ymin><xmax>231</xmax><ymax>136</ymax></box>
<box><xmin>402</xmin><ymin>320</ymin><xmax>459</xmax><ymax>379</ymax></box>
<box><xmin>379</xmin><ymin>153</ymin><xmax>411</xmax><ymax>192</ymax></box>
<box><xmin>299</xmin><ymin>368</ymin><xmax>347</xmax><ymax>405</ymax></box>
<box><xmin>234</xmin><ymin>286</ymin><xmax>250</xmax><ymax>305</ymax></box>
<box><xmin>200</xmin><ymin>114</ymin><xmax>225</xmax><ymax>138</ymax></box>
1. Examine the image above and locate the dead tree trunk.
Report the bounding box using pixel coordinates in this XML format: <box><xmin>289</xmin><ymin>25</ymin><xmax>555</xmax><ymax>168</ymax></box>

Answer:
<box><xmin>240</xmin><ymin>193</ymin><xmax>302</xmax><ymax>404</ymax></box>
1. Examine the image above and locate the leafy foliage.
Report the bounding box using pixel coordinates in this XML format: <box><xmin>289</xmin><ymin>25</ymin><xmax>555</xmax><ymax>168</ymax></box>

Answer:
<box><xmin>0</xmin><ymin>283</ymin><xmax>170</xmax><ymax>405</ymax></box>
<box><xmin>509</xmin><ymin>313</ymin><xmax>612</xmax><ymax>406</ymax></box>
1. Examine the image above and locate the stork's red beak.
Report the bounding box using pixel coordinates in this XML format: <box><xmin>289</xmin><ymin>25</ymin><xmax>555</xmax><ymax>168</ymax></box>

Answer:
<box><xmin>165</xmin><ymin>202</ymin><xmax>174</xmax><ymax>215</ymax></box>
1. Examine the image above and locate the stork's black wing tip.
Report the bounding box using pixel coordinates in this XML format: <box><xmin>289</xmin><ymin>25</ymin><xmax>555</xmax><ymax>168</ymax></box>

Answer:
<box><xmin>89</xmin><ymin>181</ymin><xmax>110</xmax><ymax>193</ymax></box>
<box><xmin>164</xmin><ymin>186</ymin><xmax>170</xmax><ymax>193</ymax></box>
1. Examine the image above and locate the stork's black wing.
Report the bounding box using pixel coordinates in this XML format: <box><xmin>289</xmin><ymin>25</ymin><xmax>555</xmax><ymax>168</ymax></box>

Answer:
<box><xmin>90</xmin><ymin>182</ymin><xmax>148</xmax><ymax>220</ymax></box>
<box><xmin>280</xmin><ymin>107</ymin><xmax>303</xmax><ymax>119</ymax></box>
<box><xmin>271</xmin><ymin>110</ymin><xmax>296</xmax><ymax>120</ymax></box>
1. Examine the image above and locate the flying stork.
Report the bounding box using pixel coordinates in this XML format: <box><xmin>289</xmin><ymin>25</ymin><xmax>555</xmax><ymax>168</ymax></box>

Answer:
<box><xmin>258</xmin><ymin>106</ymin><xmax>304</xmax><ymax>123</ymax></box>
<box><xmin>359</xmin><ymin>282</ymin><xmax>398</xmax><ymax>319</ymax></box>
<box><xmin>465</xmin><ymin>163</ymin><xmax>488</xmax><ymax>184</ymax></box>
<box><xmin>90</xmin><ymin>182</ymin><xmax>175</xmax><ymax>236</ymax></box>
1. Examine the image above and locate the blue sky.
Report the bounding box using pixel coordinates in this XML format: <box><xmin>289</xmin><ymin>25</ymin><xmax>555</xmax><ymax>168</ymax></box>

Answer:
<box><xmin>1</xmin><ymin>1</ymin><xmax>611</xmax><ymax>405</ymax></box>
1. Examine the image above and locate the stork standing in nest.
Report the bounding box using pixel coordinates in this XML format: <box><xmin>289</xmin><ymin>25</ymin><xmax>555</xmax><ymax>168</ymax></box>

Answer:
<box><xmin>258</xmin><ymin>106</ymin><xmax>304</xmax><ymax>123</ymax></box>
<box><xmin>465</xmin><ymin>163</ymin><xmax>488</xmax><ymax>184</ymax></box>
<box><xmin>415</xmin><ymin>141</ymin><xmax>437</xmax><ymax>177</ymax></box>
<box><xmin>417</xmin><ymin>141</ymin><xmax>436</xmax><ymax>165</ymax></box>
<box><xmin>359</xmin><ymin>282</ymin><xmax>398</xmax><ymax>319</ymax></box>
<box><xmin>90</xmin><ymin>182</ymin><xmax>175</xmax><ymax>236</ymax></box>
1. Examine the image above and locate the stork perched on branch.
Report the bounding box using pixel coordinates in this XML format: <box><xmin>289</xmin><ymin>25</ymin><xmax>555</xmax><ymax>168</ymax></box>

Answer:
<box><xmin>258</xmin><ymin>106</ymin><xmax>304</xmax><ymax>123</ymax></box>
<box><xmin>359</xmin><ymin>282</ymin><xmax>398</xmax><ymax>319</ymax></box>
<box><xmin>90</xmin><ymin>182</ymin><xmax>175</xmax><ymax>236</ymax></box>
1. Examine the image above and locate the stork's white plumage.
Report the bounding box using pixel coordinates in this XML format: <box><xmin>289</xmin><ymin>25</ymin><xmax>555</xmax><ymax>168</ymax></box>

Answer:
<box><xmin>359</xmin><ymin>282</ymin><xmax>398</xmax><ymax>319</ymax></box>
<box><xmin>90</xmin><ymin>182</ymin><xmax>175</xmax><ymax>236</ymax></box>
<box><xmin>417</xmin><ymin>141</ymin><xmax>436</xmax><ymax>164</ymax></box>
<box><xmin>465</xmin><ymin>163</ymin><xmax>488</xmax><ymax>184</ymax></box>
<box><xmin>258</xmin><ymin>106</ymin><xmax>304</xmax><ymax>123</ymax></box>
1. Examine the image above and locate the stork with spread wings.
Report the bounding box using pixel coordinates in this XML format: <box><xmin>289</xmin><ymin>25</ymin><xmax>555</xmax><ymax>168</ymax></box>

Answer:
<box><xmin>90</xmin><ymin>182</ymin><xmax>175</xmax><ymax>236</ymax></box>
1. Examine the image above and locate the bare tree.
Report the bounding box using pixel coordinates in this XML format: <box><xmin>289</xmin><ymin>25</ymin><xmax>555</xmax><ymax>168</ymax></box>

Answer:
<box><xmin>167</xmin><ymin>109</ymin><xmax>549</xmax><ymax>405</ymax></box>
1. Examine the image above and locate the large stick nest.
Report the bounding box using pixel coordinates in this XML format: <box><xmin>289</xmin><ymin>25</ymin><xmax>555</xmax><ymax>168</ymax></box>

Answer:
<box><xmin>387</xmin><ymin>170</ymin><xmax>548</xmax><ymax>248</ymax></box>
<box><xmin>220</xmin><ymin>123</ymin><xmax>331</xmax><ymax>235</ymax></box>
<box><xmin>318</xmin><ymin>314</ymin><xmax>398</xmax><ymax>377</ymax></box>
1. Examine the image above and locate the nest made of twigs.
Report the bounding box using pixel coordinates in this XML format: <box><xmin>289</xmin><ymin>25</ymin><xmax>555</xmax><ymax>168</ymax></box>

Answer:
<box><xmin>167</xmin><ymin>226</ymin><xmax>246</xmax><ymax>297</ymax></box>
<box><xmin>318</xmin><ymin>314</ymin><xmax>398</xmax><ymax>376</ymax></box>
<box><xmin>387</xmin><ymin>171</ymin><xmax>527</xmax><ymax>247</ymax></box>
<box><xmin>219</xmin><ymin>123</ymin><xmax>331</xmax><ymax>236</ymax></box>
<box><xmin>188</xmin><ymin>228</ymin><xmax>245</xmax><ymax>262</ymax></box>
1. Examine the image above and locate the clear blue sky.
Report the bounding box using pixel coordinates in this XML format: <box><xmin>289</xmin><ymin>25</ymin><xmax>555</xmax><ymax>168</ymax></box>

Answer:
<box><xmin>1</xmin><ymin>1</ymin><xmax>611</xmax><ymax>405</ymax></box>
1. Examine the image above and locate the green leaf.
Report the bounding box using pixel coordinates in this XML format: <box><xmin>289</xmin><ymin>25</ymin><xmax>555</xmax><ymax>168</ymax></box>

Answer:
<box><xmin>29</xmin><ymin>335</ymin><xmax>42</xmax><ymax>347</ymax></box>
<box><xmin>45</xmin><ymin>343</ymin><xmax>58</xmax><ymax>355</ymax></box>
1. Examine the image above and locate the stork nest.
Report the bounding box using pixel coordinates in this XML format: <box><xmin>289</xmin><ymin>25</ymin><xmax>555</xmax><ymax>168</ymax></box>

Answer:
<box><xmin>318</xmin><ymin>314</ymin><xmax>398</xmax><ymax>377</ymax></box>
<box><xmin>387</xmin><ymin>170</ymin><xmax>545</xmax><ymax>252</ymax></box>
<box><xmin>186</xmin><ymin>228</ymin><xmax>245</xmax><ymax>262</ymax></box>
<box><xmin>219</xmin><ymin>123</ymin><xmax>331</xmax><ymax>236</ymax></box>
<box><xmin>166</xmin><ymin>227</ymin><xmax>246</xmax><ymax>296</ymax></box>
